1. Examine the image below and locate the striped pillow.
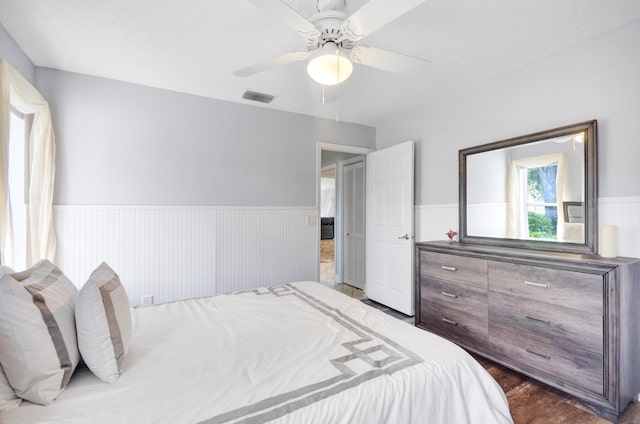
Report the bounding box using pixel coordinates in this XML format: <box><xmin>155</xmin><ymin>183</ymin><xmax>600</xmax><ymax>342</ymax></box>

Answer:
<box><xmin>76</xmin><ymin>262</ymin><xmax>132</xmax><ymax>383</ymax></box>
<box><xmin>0</xmin><ymin>260</ymin><xmax>80</xmax><ymax>405</ymax></box>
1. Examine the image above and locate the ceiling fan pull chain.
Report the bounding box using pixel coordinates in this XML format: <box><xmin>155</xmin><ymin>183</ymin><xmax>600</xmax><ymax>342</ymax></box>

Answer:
<box><xmin>336</xmin><ymin>48</ymin><xmax>340</xmax><ymax>85</ymax></box>
<box><xmin>335</xmin><ymin>49</ymin><xmax>340</xmax><ymax>121</ymax></box>
<box><xmin>336</xmin><ymin>81</ymin><xmax>340</xmax><ymax>122</ymax></box>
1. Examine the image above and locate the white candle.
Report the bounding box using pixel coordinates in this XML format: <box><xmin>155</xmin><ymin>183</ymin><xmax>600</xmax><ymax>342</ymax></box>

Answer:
<box><xmin>599</xmin><ymin>225</ymin><xmax>618</xmax><ymax>258</ymax></box>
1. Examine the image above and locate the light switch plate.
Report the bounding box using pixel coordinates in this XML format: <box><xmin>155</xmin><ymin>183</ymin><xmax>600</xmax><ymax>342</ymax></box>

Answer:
<box><xmin>306</xmin><ymin>215</ymin><xmax>317</xmax><ymax>226</ymax></box>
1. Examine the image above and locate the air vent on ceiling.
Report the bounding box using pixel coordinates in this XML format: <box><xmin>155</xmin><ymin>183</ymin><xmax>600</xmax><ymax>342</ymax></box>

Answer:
<box><xmin>242</xmin><ymin>90</ymin><xmax>275</xmax><ymax>104</ymax></box>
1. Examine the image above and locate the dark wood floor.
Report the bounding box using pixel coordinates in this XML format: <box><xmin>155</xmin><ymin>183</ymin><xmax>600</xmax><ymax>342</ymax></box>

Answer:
<box><xmin>319</xmin><ymin>239</ymin><xmax>335</xmax><ymax>284</ymax></box>
<box><xmin>474</xmin><ymin>354</ymin><xmax>640</xmax><ymax>424</ymax></box>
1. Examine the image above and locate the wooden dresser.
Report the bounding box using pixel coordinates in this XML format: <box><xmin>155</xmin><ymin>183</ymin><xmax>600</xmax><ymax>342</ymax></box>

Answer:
<box><xmin>415</xmin><ymin>241</ymin><xmax>640</xmax><ymax>422</ymax></box>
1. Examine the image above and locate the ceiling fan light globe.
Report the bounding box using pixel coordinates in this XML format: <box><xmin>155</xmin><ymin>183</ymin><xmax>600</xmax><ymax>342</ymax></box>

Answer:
<box><xmin>307</xmin><ymin>53</ymin><xmax>353</xmax><ymax>85</ymax></box>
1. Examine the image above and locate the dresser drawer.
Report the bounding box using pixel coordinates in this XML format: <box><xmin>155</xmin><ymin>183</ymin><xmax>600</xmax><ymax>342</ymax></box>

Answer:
<box><xmin>421</xmin><ymin>277</ymin><xmax>487</xmax><ymax>311</ymax></box>
<box><xmin>420</xmin><ymin>251</ymin><xmax>487</xmax><ymax>289</ymax></box>
<box><xmin>488</xmin><ymin>261</ymin><xmax>603</xmax><ymax>312</ymax></box>
<box><xmin>420</xmin><ymin>303</ymin><xmax>488</xmax><ymax>350</ymax></box>
<box><xmin>420</xmin><ymin>279</ymin><xmax>488</xmax><ymax>350</ymax></box>
<box><xmin>489</xmin><ymin>292</ymin><xmax>603</xmax><ymax>355</ymax></box>
<box><xmin>490</xmin><ymin>322</ymin><xmax>604</xmax><ymax>395</ymax></box>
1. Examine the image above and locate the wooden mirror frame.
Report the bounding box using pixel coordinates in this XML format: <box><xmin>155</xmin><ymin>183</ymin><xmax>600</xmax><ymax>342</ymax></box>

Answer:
<box><xmin>458</xmin><ymin>120</ymin><xmax>598</xmax><ymax>254</ymax></box>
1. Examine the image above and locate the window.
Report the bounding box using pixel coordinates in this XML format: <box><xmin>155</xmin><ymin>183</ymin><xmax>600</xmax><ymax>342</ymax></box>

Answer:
<box><xmin>507</xmin><ymin>153</ymin><xmax>566</xmax><ymax>241</ymax></box>
<box><xmin>8</xmin><ymin>109</ymin><xmax>28</xmax><ymax>269</ymax></box>
<box><xmin>521</xmin><ymin>164</ymin><xmax>558</xmax><ymax>240</ymax></box>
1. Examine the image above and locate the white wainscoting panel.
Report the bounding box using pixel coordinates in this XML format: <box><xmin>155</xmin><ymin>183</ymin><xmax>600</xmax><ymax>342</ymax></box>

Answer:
<box><xmin>467</xmin><ymin>203</ymin><xmax>508</xmax><ymax>238</ymax></box>
<box><xmin>414</xmin><ymin>197</ymin><xmax>640</xmax><ymax>258</ymax></box>
<box><xmin>414</xmin><ymin>204</ymin><xmax>458</xmax><ymax>243</ymax></box>
<box><xmin>53</xmin><ymin>198</ymin><xmax>639</xmax><ymax>306</ymax></box>
<box><xmin>599</xmin><ymin>197</ymin><xmax>640</xmax><ymax>258</ymax></box>
<box><xmin>54</xmin><ymin>206</ymin><xmax>318</xmax><ymax>306</ymax></box>
<box><xmin>215</xmin><ymin>207</ymin><xmax>318</xmax><ymax>294</ymax></box>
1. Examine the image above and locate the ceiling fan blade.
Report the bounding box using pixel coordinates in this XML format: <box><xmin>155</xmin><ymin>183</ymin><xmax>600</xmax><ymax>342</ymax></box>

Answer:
<box><xmin>350</xmin><ymin>46</ymin><xmax>430</xmax><ymax>76</ymax></box>
<box><xmin>347</xmin><ymin>0</ymin><xmax>428</xmax><ymax>38</ymax></box>
<box><xmin>233</xmin><ymin>51</ymin><xmax>311</xmax><ymax>77</ymax></box>
<box><xmin>247</xmin><ymin>0</ymin><xmax>318</xmax><ymax>37</ymax></box>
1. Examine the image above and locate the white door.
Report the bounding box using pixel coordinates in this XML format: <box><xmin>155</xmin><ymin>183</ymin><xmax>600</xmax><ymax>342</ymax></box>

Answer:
<box><xmin>366</xmin><ymin>141</ymin><xmax>414</xmax><ymax>315</ymax></box>
<box><xmin>343</xmin><ymin>160</ymin><xmax>365</xmax><ymax>289</ymax></box>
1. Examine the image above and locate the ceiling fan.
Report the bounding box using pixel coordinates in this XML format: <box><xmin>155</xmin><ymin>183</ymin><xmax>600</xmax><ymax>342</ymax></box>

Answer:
<box><xmin>234</xmin><ymin>0</ymin><xmax>430</xmax><ymax>85</ymax></box>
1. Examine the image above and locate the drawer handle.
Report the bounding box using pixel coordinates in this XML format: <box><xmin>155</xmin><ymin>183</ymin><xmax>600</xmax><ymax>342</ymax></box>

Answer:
<box><xmin>441</xmin><ymin>317</ymin><xmax>458</xmax><ymax>326</ymax></box>
<box><xmin>526</xmin><ymin>348</ymin><xmax>551</xmax><ymax>360</ymax></box>
<box><xmin>524</xmin><ymin>280</ymin><xmax>550</xmax><ymax>289</ymax></box>
<box><xmin>441</xmin><ymin>265</ymin><xmax>457</xmax><ymax>272</ymax></box>
<box><xmin>525</xmin><ymin>315</ymin><xmax>551</xmax><ymax>325</ymax></box>
<box><xmin>441</xmin><ymin>291</ymin><xmax>458</xmax><ymax>299</ymax></box>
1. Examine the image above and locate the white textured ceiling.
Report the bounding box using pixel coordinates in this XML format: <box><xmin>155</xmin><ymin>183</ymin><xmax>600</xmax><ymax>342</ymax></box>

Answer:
<box><xmin>1</xmin><ymin>0</ymin><xmax>639</xmax><ymax>126</ymax></box>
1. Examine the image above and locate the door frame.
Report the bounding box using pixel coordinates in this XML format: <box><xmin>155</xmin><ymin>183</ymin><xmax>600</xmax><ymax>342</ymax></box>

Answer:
<box><xmin>316</xmin><ymin>142</ymin><xmax>373</xmax><ymax>284</ymax></box>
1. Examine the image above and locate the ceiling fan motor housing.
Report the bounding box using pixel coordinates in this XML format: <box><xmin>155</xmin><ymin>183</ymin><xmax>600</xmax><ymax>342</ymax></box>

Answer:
<box><xmin>307</xmin><ymin>10</ymin><xmax>357</xmax><ymax>51</ymax></box>
<box><xmin>316</xmin><ymin>0</ymin><xmax>345</xmax><ymax>13</ymax></box>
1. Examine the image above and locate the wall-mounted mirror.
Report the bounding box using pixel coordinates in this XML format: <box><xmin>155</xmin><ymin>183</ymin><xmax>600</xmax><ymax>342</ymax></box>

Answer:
<box><xmin>459</xmin><ymin>120</ymin><xmax>597</xmax><ymax>254</ymax></box>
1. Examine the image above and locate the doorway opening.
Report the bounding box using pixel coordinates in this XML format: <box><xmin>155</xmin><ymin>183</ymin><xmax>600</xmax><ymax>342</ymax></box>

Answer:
<box><xmin>320</xmin><ymin>165</ymin><xmax>336</xmax><ymax>285</ymax></box>
<box><xmin>317</xmin><ymin>143</ymin><xmax>372</xmax><ymax>298</ymax></box>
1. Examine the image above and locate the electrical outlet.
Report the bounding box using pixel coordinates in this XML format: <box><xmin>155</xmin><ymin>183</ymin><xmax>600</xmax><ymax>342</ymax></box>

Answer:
<box><xmin>141</xmin><ymin>295</ymin><xmax>154</xmax><ymax>305</ymax></box>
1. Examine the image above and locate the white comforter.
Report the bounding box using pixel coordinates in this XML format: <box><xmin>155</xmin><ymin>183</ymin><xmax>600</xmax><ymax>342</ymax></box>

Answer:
<box><xmin>0</xmin><ymin>282</ymin><xmax>512</xmax><ymax>424</ymax></box>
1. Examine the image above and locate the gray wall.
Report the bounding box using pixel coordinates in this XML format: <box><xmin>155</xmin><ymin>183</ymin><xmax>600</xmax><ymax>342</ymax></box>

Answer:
<box><xmin>0</xmin><ymin>22</ymin><xmax>34</xmax><ymax>84</ymax></box>
<box><xmin>377</xmin><ymin>21</ymin><xmax>640</xmax><ymax>205</ymax></box>
<box><xmin>34</xmin><ymin>68</ymin><xmax>375</xmax><ymax>206</ymax></box>
<box><xmin>466</xmin><ymin>148</ymin><xmax>507</xmax><ymax>205</ymax></box>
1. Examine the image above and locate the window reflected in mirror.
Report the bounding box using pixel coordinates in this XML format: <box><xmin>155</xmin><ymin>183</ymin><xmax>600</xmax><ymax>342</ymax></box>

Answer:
<box><xmin>524</xmin><ymin>163</ymin><xmax>559</xmax><ymax>240</ymax></box>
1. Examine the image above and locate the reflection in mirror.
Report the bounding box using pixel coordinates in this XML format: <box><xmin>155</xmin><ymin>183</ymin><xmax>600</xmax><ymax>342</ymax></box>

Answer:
<box><xmin>467</xmin><ymin>133</ymin><xmax>585</xmax><ymax>242</ymax></box>
<box><xmin>459</xmin><ymin>120</ymin><xmax>597</xmax><ymax>254</ymax></box>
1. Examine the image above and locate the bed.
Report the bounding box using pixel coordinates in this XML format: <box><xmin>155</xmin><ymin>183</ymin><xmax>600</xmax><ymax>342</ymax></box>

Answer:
<box><xmin>0</xmin><ymin>280</ymin><xmax>512</xmax><ymax>424</ymax></box>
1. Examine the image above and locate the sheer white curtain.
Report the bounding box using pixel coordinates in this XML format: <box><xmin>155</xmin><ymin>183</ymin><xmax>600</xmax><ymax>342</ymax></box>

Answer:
<box><xmin>506</xmin><ymin>153</ymin><xmax>566</xmax><ymax>239</ymax></box>
<box><xmin>0</xmin><ymin>60</ymin><xmax>56</xmax><ymax>266</ymax></box>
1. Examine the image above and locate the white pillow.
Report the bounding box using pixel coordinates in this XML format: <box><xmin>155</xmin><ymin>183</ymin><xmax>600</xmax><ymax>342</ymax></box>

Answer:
<box><xmin>0</xmin><ymin>265</ymin><xmax>14</xmax><ymax>277</ymax></box>
<box><xmin>0</xmin><ymin>264</ymin><xmax>21</xmax><ymax>411</ymax></box>
<box><xmin>76</xmin><ymin>262</ymin><xmax>132</xmax><ymax>383</ymax></box>
<box><xmin>562</xmin><ymin>222</ymin><xmax>585</xmax><ymax>243</ymax></box>
<box><xmin>0</xmin><ymin>366</ymin><xmax>21</xmax><ymax>411</ymax></box>
<box><xmin>0</xmin><ymin>260</ymin><xmax>80</xmax><ymax>405</ymax></box>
